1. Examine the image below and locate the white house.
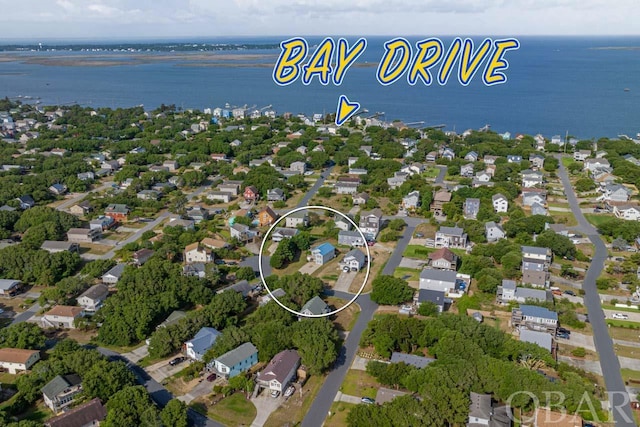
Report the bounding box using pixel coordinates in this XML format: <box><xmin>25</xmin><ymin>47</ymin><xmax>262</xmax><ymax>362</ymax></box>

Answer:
<box><xmin>185</xmin><ymin>327</ymin><xmax>221</xmax><ymax>361</ymax></box>
<box><xmin>285</xmin><ymin>211</ymin><xmax>309</xmax><ymax>228</ymax></box>
<box><xmin>492</xmin><ymin>194</ymin><xmax>508</xmax><ymax>213</ymax></box>
<box><xmin>0</xmin><ymin>348</ymin><xmax>40</xmax><ymax>374</ymax></box>
<box><xmin>42</xmin><ymin>306</ymin><xmax>84</xmax><ymax>329</ymax></box>
<box><xmin>184</xmin><ymin>243</ymin><xmax>214</xmax><ymax>263</ymax></box>
<box><xmin>256</xmin><ymin>350</ymin><xmax>301</xmax><ymax>393</ymax></box>
<box><xmin>573</xmin><ymin>150</ymin><xmax>591</xmax><ymax>161</ymax></box>
<box><xmin>584</xmin><ymin>158</ymin><xmax>610</xmax><ymax>172</ymax></box>
<box><xmin>77</xmin><ymin>284</ymin><xmax>109</xmax><ymax>313</ymax></box>
<box><xmin>485</xmin><ymin>221</ymin><xmax>505</xmax><ymax>242</ymax></box>
<box><xmin>521</xmin><ymin>170</ymin><xmax>544</xmax><ymax>188</ymax></box>
<box><xmin>614</xmin><ymin>205</ymin><xmax>640</xmax><ymax>221</ymax></box>
<box><xmin>342</xmin><ymin>249</ymin><xmax>366</xmax><ymax>271</ymax></box>
<box><xmin>402</xmin><ymin>191</ymin><xmax>420</xmax><ymax>211</ymax></box>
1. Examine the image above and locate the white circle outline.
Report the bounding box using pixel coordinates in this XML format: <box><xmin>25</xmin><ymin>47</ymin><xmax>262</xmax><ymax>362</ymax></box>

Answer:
<box><xmin>258</xmin><ymin>205</ymin><xmax>371</xmax><ymax>318</ymax></box>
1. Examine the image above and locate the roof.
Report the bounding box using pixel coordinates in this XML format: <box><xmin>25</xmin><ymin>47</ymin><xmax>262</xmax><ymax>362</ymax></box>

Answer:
<box><xmin>339</xmin><ymin>230</ymin><xmax>362</xmax><ymax>239</ymax></box>
<box><xmin>390</xmin><ymin>352</ymin><xmax>435</xmax><ymax>368</ymax></box>
<box><xmin>67</xmin><ymin>227</ymin><xmax>92</xmax><ymax>235</ymax></box>
<box><xmin>105</xmin><ymin>203</ymin><xmax>129</xmax><ymax>214</ymax></box>
<box><xmin>515</xmin><ymin>287</ymin><xmax>549</xmax><ymax>302</ymax></box>
<box><xmin>184</xmin><ymin>242</ymin><xmax>210</xmax><ymax>254</ymax></box>
<box><xmin>375</xmin><ymin>388</ymin><xmax>408</xmax><ymax>405</ymax></box>
<box><xmin>420</xmin><ymin>269</ymin><xmax>457</xmax><ymax>283</ymax></box>
<box><xmin>201</xmin><ymin>237</ymin><xmax>228</xmax><ymax>249</ymax></box>
<box><xmin>103</xmin><ymin>263</ymin><xmax>125</xmax><ymax>279</ymax></box>
<box><xmin>160</xmin><ymin>310</ymin><xmax>187</xmax><ymax>327</ymax></box>
<box><xmin>0</xmin><ymin>279</ymin><xmax>20</xmax><ymax>291</ymax></box>
<box><xmin>301</xmin><ymin>296</ymin><xmax>330</xmax><ymax>315</ymax></box>
<box><xmin>438</xmin><ymin>226</ymin><xmax>465</xmax><ymax>237</ymax></box>
<box><xmin>45</xmin><ymin>305</ymin><xmax>84</xmax><ymax>318</ymax></box>
<box><xmin>260</xmin><ymin>206</ymin><xmax>278</xmax><ymax>219</ymax></box>
<box><xmin>134</xmin><ymin>248</ymin><xmax>154</xmax><ymax>259</ymax></box>
<box><xmin>187</xmin><ymin>327</ymin><xmax>221</xmax><ymax>356</ymax></box>
<box><xmin>41</xmin><ymin>374</ymin><xmax>82</xmax><ymax>400</ymax></box>
<box><xmin>44</xmin><ymin>398</ymin><xmax>106</xmax><ymax>427</ymax></box>
<box><xmin>492</xmin><ymin>193</ymin><xmax>507</xmax><ymax>202</ymax></box>
<box><xmin>344</xmin><ymin>248</ymin><xmax>366</xmax><ymax>264</ymax></box>
<box><xmin>216</xmin><ymin>342</ymin><xmax>258</xmax><ymax>368</ymax></box>
<box><xmin>469</xmin><ymin>392</ymin><xmax>492</xmax><ymax>420</ymax></box>
<box><xmin>501</xmin><ymin>279</ymin><xmax>516</xmax><ymax>290</ymax></box>
<box><xmin>521</xmin><ymin>245</ymin><xmax>550</xmax><ymax>256</ymax></box>
<box><xmin>79</xmin><ymin>284</ymin><xmax>109</xmax><ymax>301</ymax></box>
<box><xmin>312</xmin><ymin>242</ymin><xmax>335</xmax><ymax>256</ymax></box>
<box><xmin>428</xmin><ymin>247</ymin><xmax>457</xmax><ymax>263</ymax></box>
<box><xmin>519</xmin><ymin>329</ymin><xmax>553</xmax><ymax>351</ymax></box>
<box><xmin>418</xmin><ymin>289</ymin><xmax>446</xmax><ymax>307</ymax></box>
<box><xmin>273</xmin><ymin>227</ymin><xmax>299</xmax><ymax>238</ymax></box>
<box><xmin>519</xmin><ymin>305</ymin><xmax>558</xmax><ymax>321</ymax></box>
<box><xmin>0</xmin><ymin>348</ymin><xmax>39</xmax><ymax>364</ymax></box>
<box><xmin>257</xmin><ymin>349</ymin><xmax>301</xmax><ymax>384</ymax></box>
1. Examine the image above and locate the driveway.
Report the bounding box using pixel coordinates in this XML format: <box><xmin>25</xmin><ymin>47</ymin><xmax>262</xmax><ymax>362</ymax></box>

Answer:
<box><xmin>179</xmin><ymin>377</ymin><xmax>222</xmax><ymax>404</ymax></box>
<box><xmin>251</xmin><ymin>391</ymin><xmax>282</xmax><ymax>427</ymax></box>
<box><xmin>334</xmin><ymin>270</ymin><xmax>357</xmax><ymax>293</ymax></box>
<box><xmin>146</xmin><ymin>358</ymin><xmax>191</xmax><ymax>383</ymax></box>
<box><xmin>604</xmin><ymin>309</ymin><xmax>640</xmax><ymax>323</ymax></box>
<box><xmin>398</xmin><ymin>257</ymin><xmax>427</xmax><ymax>269</ymax></box>
<box><xmin>122</xmin><ymin>344</ymin><xmax>149</xmax><ymax>364</ymax></box>
<box><xmin>558</xmin><ymin>331</ymin><xmax>595</xmax><ymax>351</ymax></box>
<box><xmin>299</xmin><ymin>261</ymin><xmax>322</xmax><ymax>275</ymax></box>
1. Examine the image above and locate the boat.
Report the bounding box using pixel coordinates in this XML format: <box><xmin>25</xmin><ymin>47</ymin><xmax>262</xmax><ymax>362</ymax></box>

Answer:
<box><xmin>624</xmin><ymin>88</ymin><xmax>630</xmax><ymax>92</ymax></box>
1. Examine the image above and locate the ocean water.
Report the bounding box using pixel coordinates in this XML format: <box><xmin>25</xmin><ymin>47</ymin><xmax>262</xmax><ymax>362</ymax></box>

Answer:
<box><xmin>1</xmin><ymin>36</ymin><xmax>639</xmax><ymax>138</ymax></box>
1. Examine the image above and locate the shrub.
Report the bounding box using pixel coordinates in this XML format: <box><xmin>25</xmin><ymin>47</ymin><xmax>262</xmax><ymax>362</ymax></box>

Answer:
<box><xmin>571</xmin><ymin>347</ymin><xmax>586</xmax><ymax>358</ymax></box>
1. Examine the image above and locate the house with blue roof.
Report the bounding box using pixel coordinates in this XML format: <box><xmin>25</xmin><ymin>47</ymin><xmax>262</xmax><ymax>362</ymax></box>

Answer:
<box><xmin>185</xmin><ymin>327</ymin><xmax>221</xmax><ymax>361</ymax></box>
<box><xmin>311</xmin><ymin>242</ymin><xmax>336</xmax><ymax>265</ymax></box>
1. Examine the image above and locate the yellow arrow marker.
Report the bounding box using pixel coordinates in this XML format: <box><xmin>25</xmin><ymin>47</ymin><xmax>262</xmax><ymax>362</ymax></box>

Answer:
<box><xmin>335</xmin><ymin>95</ymin><xmax>360</xmax><ymax>126</ymax></box>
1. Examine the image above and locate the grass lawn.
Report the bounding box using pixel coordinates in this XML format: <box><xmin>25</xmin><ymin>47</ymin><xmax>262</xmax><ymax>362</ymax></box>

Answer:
<box><xmin>273</xmin><ymin>254</ymin><xmax>308</xmax><ymax>276</ymax></box>
<box><xmin>208</xmin><ymin>393</ymin><xmax>257</xmax><ymax>427</ymax></box>
<box><xmin>328</xmin><ymin>296</ymin><xmax>360</xmax><ymax>332</ymax></box>
<box><xmin>423</xmin><ymin>167</ymin><xmax>441</xmax><ymax>179</ymax></box>
<box><xmin>607</xmin><ymin>326</ymin><xmax>640</xmax><ymax>342</ymax></box>
<box><xmin>614</xmin><ymin>344</ymin><xmax>640</xmax><ymax>359</ymax></box>
<box><xmin>403</xmin><ymin>244</ymin><xmax>434</xmax><ymax>259</ymax></box>
<box><xmin>326</xmin><ymin>402</ymin><xmax>356</xmax><ymax>427</ymax></box>
<box><xmin>340</xmin><ymin>370</ymin><xmax>379</xmax><ymax>399</ymax></box>
<box><xmin>393</xmin><ymin>267</ymin><xmax>421</xmax><ymax>281</ymax></box>
<box><xmin>621</xmin><ymin>368</ymin><xmax>640</xmax><ymax>383</ymax></box>
<box><xmin>562</xmin><ymin>157</ymin><xmax>576</xmax><ymax>167</ymax></box>
<box><xmin>606</xmin><ymin>319</ymin><xmax>640</xmax><ymax>329</ymax></box>
<box><xmin>602</xmin><ymin>305</ymin><xmax>640</xmax><ymax>313</ymax></box>
<box><xmin>264</xmin><ymin>375</ymin><xmax>324</xmax><ymax>427</ymax></box>
<box><xmin>549</xmin><ymin>213</ymin><xmax>578</xmax><ymax>227</ymax></box>
<box><xmin>584</xmin><ymin>213</ymin><xmax>614</xmax><ymax>227</ymax></box>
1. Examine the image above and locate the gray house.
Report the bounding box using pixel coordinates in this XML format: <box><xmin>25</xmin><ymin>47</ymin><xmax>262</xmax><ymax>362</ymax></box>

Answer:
<box><xmin>102</xmin><ymin>263</ymin><xmax>126</xmax><ymax>285</ymax></box>
<box><xmin>419</xmin><ymin>269</ymin><xmax>458</xmax><ymax>293</ymax></box>
<box><xmin>338</xmin><ymin>230</ymin><xmax>365</xmax><ymax>247</ymax></box>
<box><xmin>342</xmin><ymin>249</ymin><xmax>366</xmax><ymax>271</ymax></box>
<box><xmin>300</xmin><ymin>296</ymin><xmax>331</xmax><ymax>317</ymax></box>
<box><xmin>463</xmin><ymin>198</ymin><xmax>480</xmax><ymax>219</ymax></box>
<box><xmin>485</xmin><ymin>221</ymin><xmax>505</xmax><ymax>242</ymax></box>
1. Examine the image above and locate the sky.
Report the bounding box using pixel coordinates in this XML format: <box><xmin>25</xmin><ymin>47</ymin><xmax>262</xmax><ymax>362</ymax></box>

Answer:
<box><xmin>0</xmin><ymin>0</ymin><xmax>638</xmax><ymax>40</ymax></box>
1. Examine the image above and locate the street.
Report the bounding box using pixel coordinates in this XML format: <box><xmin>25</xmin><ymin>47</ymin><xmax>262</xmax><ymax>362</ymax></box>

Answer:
<box><xmin>557</xmin><ymin>155</ymin><xmax>635</xmax><ymax>426</ymax></box>
<box><xmin>297</xmin><ymin>165</ymin><xmax>334</xmax><ymax>208</ymax></box>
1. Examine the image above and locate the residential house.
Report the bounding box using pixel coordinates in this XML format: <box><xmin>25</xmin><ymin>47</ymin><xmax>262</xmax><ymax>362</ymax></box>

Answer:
<box><xmin>352</xmin><ymin>192</ymin><xmax>370</xmax><ymax>206</ymax></box>
<box><xmin>522</xmin><ymin>260</ymin><xmax>550</xmax><ymax>288</ymax></box>
<box><xmin>219</xmin><ymin>181</ymin><xmax>241</xmax><ymax>196</ymax></box>
<box><xmin>431</xmin><ymin>190</ymin><xmax>451</xmax><ymax>216</ymax></box>
<box><xmin>77</xmin><ymin>171</ymin><xmax>94</xmax><ymax>181</ymax></box>
<box><xmin>49</xmin><ymin>183</ymin><xmax>67</xmax><ymax>196</ymax></box>
<box><xmin>402</xmin><ymin>191</ymin><xmax>420</xmax><ymax>211</ymax></box>
<box><xmin>44</xmin><ymin>398</ymin><xmax>107</xmax><ymax>427</ymax></box>
<box><xmin>0</xmin><ymin>279</ymin><xmax>22</xmax><ymax>296</ymax></box>
<box><xmin>522</xmin><ymin>245</ymin><xmax>552</xmax><ymax>265</ymax></box>
<box><xmin>335</xmin><ymin>181</ymin><xmax>359</xmax><ymax>194</ymax></box>
<box><xmin>157</xmin><ymin>310</ymin><xmax>187</xmax><ymax>329</ymax></box>
<box><xmin>231</xmin><ymin>223</ymin><xmax>258</xmax><ymax>242</ymax></box>
<box><xmin>259</xmin><ymin>288</ymin><xmax>286</xmax><ymax>306</ymax></box>
<box><xmin>185</xmin><ymin>205</ymin><xmax>209</xmax><ymax>223</ymax></box>
<box><xmin>224</xmin><ymin>280</ymin><xmax>253</xmax><ymax>298</ymax></box>
<box><xmin>434</xmin><ymin>226</ymin><xmax>468</xmax><ymax>249</ymax></box>
<box><xmin>210</xmin><ymin>153</ymin><xmax>228</xmax><ymax>162</ymax></box>
<box><xmin>16</xmin><ymin>195</ymin><xmax>35</xmax><ymax>209</ymax></box>
<box><xmin>300</xmin><ymin>296</ymin><xmax>331</xmax><ymax>316</ymax></box>
<box><xmin>359</xmin><ymin>209</ymin><xmax>382</xmax><ymax>240</ymax></box>
<box><xmin>148</xmin><ymin>165</ymin><xmax>169</xmax><ymax>173</ymax></box>
<box><xmin>77</xmin><ymin>284</ymin><xmax>109</xmax><ymax>313</ymax></box>
<box><xmin>267</xmin><ymin>188</ymin><xmax>286</xmax><ymax>202</ymax></box>
<box><xmin>492</xmin><ymin>193</ymin><xmax>508</xmax><ymax>213</ymax></box>
<box><xmin>472</xmin><ymin>171</ymin><xmax>493</xmax><ymax>188</ymax></box>
<box><xmin>460</xmin><ymin>163</ymin><xmax>474</xmax><ymax>177</ymax></box>
<box><xmin>441</xmin><ymin>147</ymin><xmax>455</xmax><ymax>160</ymax></box>
<box><xmin>467</xmin><ymin>392</ymin><xmax>511</xmax><ymax>427</ymax></box>
<box><xmin>425</xmin><ymin>151</ymin><xmax>438</xmax><ymax>162</ymax></box>
<box><xmin>531</xmin><ymin>202</ymin><xmax>548</xmax><ymax>216</ymax></box>
<box><xmin>485</xmin><ymin>221</ymin><xmax>505</xmax><ymax>242</ymax></box>
<box><xmin>244</xmin><ymin>186</ymin><xmax>260</xmax><ymax>202</ymax></box>
<box><xmin>290</xmin><ymin>161</ymin><xmax>307</xmax><ymax>174</ymax></box>
<box><xmin>416</xmin><ymin>289</ymin><xmax>448</xmax><ymax>312</ymax></box>
<box><xmin>271</xmin><ymin>227</ymin><xmax>299</xmax><ymax>242</ymax></box>
<box><xmin>529</xmin><ymin>154</ymin><xmax>545</xmax><ymax>169</ymax></box>
<box><xmin>342</xmin><ymin>249</ymin><xmax>366</xmax><ymax>271</ymax></box>
<box><xmin>0</xmin><ymin>348</ymin><xmax>40</xmax><ymax>374</ymax></box>
<box><xmin>483</xmin><ymin>155</ymin><xmax>499</xmax><ymax>165</ymax></box>
<box><xmin>521</xmin><ymin>170</ymin><xmax>544</xmax><ymax>187</ymax></box>
<box><xmin>334</xmin><ymin>216</ymin><xmax>352</xmax><ymax>232</ymax></box>
<box><xmin>512</xmin><ymin>305</ymin><xmax>558</xmax><ymax>334</ymax></box>
<box><xmin>184</xmin><ymin>243</ymin><xmax>214</xmax><ymax>263</ymax></box>
<box><xmin>600</xmin><ymin>183</ymin><xmax>632</xmax><ymax>202</ymax></box>
<box><xmin>349</xmin><ymin>168</ymin><xmax>368</xmax><ymax>175</ymax></box>
<box><xmin>133</xmin><ymin>248</ymin><xmax>154</xmax><ymax>266</ymax></box>
<box><xmin>101</xmin><ymin>160</ymin><xmax>120</xmax><ymax>171</ymax></box>
<box><xmin>104</xmin><ymin>204</ymin><xmax>129</xmax><ymax>222</ymax></box>
<box><xmin>497</xmin><ymin>280</ymin><xmax>551</xmax><ymax>304</ymax></box>
<box><xmin>573</xmin><ymin>150</ymin><xmax>591</xmax><ymax>161</ymax></box>
<box><xmin>544</xmin><ymin>223</ymin><xmax>571</xmax><ymax>236</ymax></box>
<box><xmin>400</xmin><ymin>163</ymin><xmax>424</xmax><ymax>176</ymax></box>
<box><xmin>200</xmin><ymin>237</ymin><xmax>230</xmax><ymax>250</ymax></box>
<box><xmin>390</xmin><ymin>352</ymin><xmax>435</xmax><ymax>368</ymax></box>
<box><xmin>256</xmin><ymin>350</ymin><xmax>301</xmax><ymax>393</ymax></box>
<box><xmin>136</xmin><ymin>189</ymin><xmax>160</xmax><ymax>201</ymax></box>
<box><xmin>42</xmin><ymin>374</ymin><xmax>83</xmax><ymax>413</ymax></box>
<box><xmin>519</xmin><ymin>329</ymin><xmax>553</xmax><ymax>353</ymax></box>
<box><xmin>419</xmin><ymin>269</ymin><xmax>458</xmax><ymax>294</ymax></box>
<box><xmin>506</xmin><ymin>155</ymin><xmax>522</xmax><ymax>163</ymax></box>
<box><xmin>185</xmin><ymin>327</ymin><xmax>221</xmax><ymax>361</ymax></box>
<box><xmin>42</xmin><ymin>306</ymin><xmax>84</xmax><ymax>329</ymax></box>
<box><xmin>207</xmin><ymin>191</ymin><xmax>232</xmax><ymax>203</ymax></box>
<box><xmin>387</xmin><ymin>171</ymin><xmax>409</xmax><ymax>189</ymax></box>
<box><xmin>258</xmin><ymin>207</ymin><xmax>279</xmax><ymax>227</ymax></box>
<box><xmin>311</xmin><ymin>242</ymin><xmax>336</xmax><ymax>265</ymax></box>
<box><xmin>533</xmin><ymin>407</ymin><xmax>583</xmax><ymax>427</ymax></box>
<box><xmin>102</xmin><ymin>263</ymin><xmax>125</xmax><ymax>285</ymax></box>
<box><xmin>211</xmin><ymin>342</ymin><xmax>258</xmax><ymax>378</ymax></box>
<box><xmin>623</xmin><ymin>154</ymin><xmax>640</xmax><ymax>166</ymax></box>
<box><xmin>183</xmin><ymin>263</ymin><xmax>207</xmax><ymax>278</ymax></box>
<box><xmin>614</xmin><ymin>204</ymin><xmax>640</xmax><ymax>221</ymax></box>
<box><xmin>428</xmin><ymin>248</ymin><xmax>458</xmax><ymax>271</ymax></box>
<box><xmin>338</xmin><ymin>230</ymin><xmax>366</xmax><ymax>247</ymax></box>
<box><xmin>463</xmin><ymin>198</ymin><xmax>480</xmax><ymax>219</ymax></box>
<box><xmin>69</xmin><ymin>201</ymin><xmax>92</xmax><ymax>216</ymax></box>
<box><xmin>584</xmin><ymin>158</ymin><xmax>610</xmax><ymax>172</ymax></box>
<box><xmin>462</xmin><ymin>151</ymin><xmax>477</xmax><ymax>162</ymax></box>
<box><xmin>522</xmin><ymin>190</ymin><xmax>547</xmax><ymax>207</ymax></box>
<box><xmin>67</xmin><ymin>227</ymin><xmax>101</xmax><ymax>243</ymax></box>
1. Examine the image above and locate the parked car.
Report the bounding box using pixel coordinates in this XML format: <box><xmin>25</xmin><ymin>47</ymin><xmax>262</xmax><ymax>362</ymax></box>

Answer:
<box><xmin>206</xmin><ymin>373</ymin><xmax>217</xmax><ymax>382</ymax></box>
<box><xmin>284</xmin><ymin>385</ymin><xmax>295</xmax><ymax>397</ymax></box>
<box><xmin>366</xmin><ymin>241</ymin><xmax>376</xmax><ymax>247</ymax></box>
<box><xmin>612</xmin><ymin>313</ymin><xmax>629</xmax><ymax>320</ymax></box>
<box><xmin>415</xmin><ymin>233</ymin><xmax>424</xmax><ymax>238</ymax></box>
<box><xmin>563</xmin><ymin>290</ymin><xmax>575</xmax><ymax>296</ymax></box>
<box><xmin>557</xmin><ymin>332</ymin><xmax>570</xmax><ymax>339</ymax></box>
<box><xmin>214</xmin><ymin>259</ymin><xmax>225</xmax><ymax>265</ymax></box>
<box><xmin>169</xmin><ymin>357</ymin><xmax>186</xmax><ymax>366</ymax></box>
<box><xmin>361</xmin><ymin>397</ymin><xmax>375</xmax><ymax>404</ymax></box>
<box><xmin>270</xmin><ymin>390</ymin><xmax>280</xmax><ymax>398</ymax></box>
<box><xmin>558</xmin><ymin>327</ymin><xmax>571</xmax><ymax>335</ymax></box>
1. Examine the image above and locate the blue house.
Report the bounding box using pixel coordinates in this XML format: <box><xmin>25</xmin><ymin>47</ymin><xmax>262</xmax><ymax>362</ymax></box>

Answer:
<box><xmin>211</xmin><ymin>342</ymin><xmax>258</xmax><ymax>378</ymax></box>
<box><xmin>311</xmin><ymin>242</ymin><xmax>336</xmax><ymax>265</ymax></box>
<box><xmin>221</xmin><ymin>109</ymin><xmax>231</xmax><ymax>119</ymax></box>
<box><xmin>185</xmin><ymin>327</ymin><xmax>221</xmax><ymax>361</ymax></box>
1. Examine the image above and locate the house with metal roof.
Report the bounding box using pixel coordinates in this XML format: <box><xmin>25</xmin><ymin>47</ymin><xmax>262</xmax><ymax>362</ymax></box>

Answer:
<box><xmin>390</xmin><ymin>352</ymin><xmax>435</xmax><ymax>368</ymax></box>
<box><xmin>311</xmin><ymin>242</ymin><xmax>336</xmax><ymax>265</ymax></box>
<box><xmin>342</xmin><ymin>248</ymin><xmax>366</xmax><ymax>271</ymax></box>
<box><xmin>467</xmin><ymin>392</ymin><xmax>511</xmax><ymax>427</ymax></box>
<box><xmin>300</xmin><ymin>296</ymin><xmax>331</xmax><ymax>317</ymax></box>
<box><xmin>185</xmin><ymin>327</ymin><xmax>221</xmax><ymax>361</ymax></box>
<box><xmin>44</xmin><ymin>397</ymin><xmax>107</xmax><ymax>427</ymax></box>
<box><xmin>519</xmin><ymin>329</ymin><xmax>553</xmax><ymax>353</ymax></box>
<box><xmin>0</xmin><ymin>279</ymin><xmax>22</xmax><ymax>296</ymax></box>
<box><xmin>42</xmin><ymin>374</ymin><xmax>83</xmax><ymax>413</ymax></box>
<box><xmin>211</xmin><ymin>342</ymin><xmax>258</xmax><ymax>378</ymax></box>
<box><xmin>511</xmin><ymin>305</ymin><xmax>558</xmax><ymax>334</ymax></box>
<box><xmin>256</xmin><ymin>349</ymin><xmax>301</xmax><ymax>392</ymax></box>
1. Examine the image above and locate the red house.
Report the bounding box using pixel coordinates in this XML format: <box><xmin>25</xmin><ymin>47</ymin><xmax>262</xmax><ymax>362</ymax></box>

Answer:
<box><xmin>210</xmin><ymin>153</ymin><xmax>227</xmax><ymax>161</ymax></box>
<box><xmin>244</xmin><ymin>186</ymin><xmax>260</xmax><ymax>202</ymax></box>
<box><xmin>104</xmin><ymin>204</ymin><xmax>130</xmax><ymax>222</ymax></box>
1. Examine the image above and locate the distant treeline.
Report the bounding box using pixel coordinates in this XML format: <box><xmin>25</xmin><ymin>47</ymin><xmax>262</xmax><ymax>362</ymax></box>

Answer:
<box><xmin>0</xmin><ymin>43</ymin><xmax>280</xmax><ymax>52</ymax></box>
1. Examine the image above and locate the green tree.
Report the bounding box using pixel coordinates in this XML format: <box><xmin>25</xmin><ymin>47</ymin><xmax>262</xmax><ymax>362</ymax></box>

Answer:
<box><xmin>83</xmin><ymin>360</ymin><xmax>136</xmax><ymax>401</ymax></box>
<box><xmin>417</xmin><ymin>302</ymin><xmax>439</xmax><ymax>317</ymax></box>
<box><xmin>370</xmin><ymin>275</ymin><xmax>414</xmax><ymax>305</ymax></box>
<box><xmin>575</xmin><ymin>177</ymin><xmax>596</xmax><ymax>192</ymax></box>
<box><xmin>236</xmin><ymin>266</ymin><xmax>256</xmax><ymax>281</ymax></box>
<box><xmin>160</xmin><ymin>399</ymin><xmax>188</xmax><ymax>427</ymax></box>
<box><xmin>104</xmin><ymin>386</ymin><xmax>159</xmax><ymax>427</ymax></box>
<box><xmin>292</xmin><ymin>318</ymin><xmax>339</xmax><ymax>375</ymax></box>
<box><xmin>0</xmin><ymin>323</ymin><xmax>46</xmax><ymax>349</ymax></box>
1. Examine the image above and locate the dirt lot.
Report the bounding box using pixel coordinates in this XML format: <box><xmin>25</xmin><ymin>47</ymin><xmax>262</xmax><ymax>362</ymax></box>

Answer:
<box><xmin>348</xmin><ymin>248</ymin><xmax>390</xmax><ymax>294</ymax></box>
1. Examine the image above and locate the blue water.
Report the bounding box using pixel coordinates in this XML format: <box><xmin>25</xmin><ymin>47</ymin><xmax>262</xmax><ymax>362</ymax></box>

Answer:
<box><xmin>1</xmin><ymin>36</ymin><xmax>639</xmax><ymax>138</ymax></box>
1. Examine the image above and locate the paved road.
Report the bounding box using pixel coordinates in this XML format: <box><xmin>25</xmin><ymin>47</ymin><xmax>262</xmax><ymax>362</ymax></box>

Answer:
<box><xmin>434</xmin><ymin>165</ymin><xmax>447</xmax><ymax>184</ymax></box>
<box><xmin>98</xmin><ymin>211</ymin><xmax>171</xmax><ymax>260</ymax></box>
<box><xmin>54</xmin><ymin>182</ymin><xmax>114</xmax><ymax>212</ymax></box>
<box><xmin>301</xmin><ymin>225</ymin><xmax>416</xmax><ymax>427</ymax></box>
<box><xmin>97</xmin><ymin>347</ymin><xmax>223</xmax><ymax>427</ymax></box>
<box><xmin>558</xmin><ymin>155</ymin><xmax>635</xmax><ymax>426</ymax></box>
<box><xmin>297</xmin><ymin>166</ymin><xmax>334</xmax><ymax>208</ymax></box>
<box><xmin>10</xmin><ymin>302</ymin><xmax>40</xmax><ymax>325</ymax></box>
